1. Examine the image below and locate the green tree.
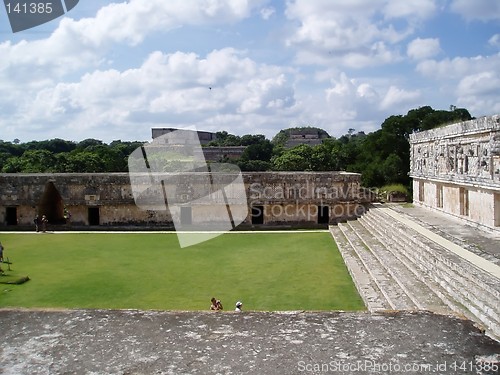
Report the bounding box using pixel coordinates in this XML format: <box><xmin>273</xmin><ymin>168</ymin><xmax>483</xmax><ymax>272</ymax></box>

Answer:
<box><xmin>77</xmin><ymin>138</ymin><xmax>104</xmax><ymax>150</ymax></box>
<box><xmin>271</xmin><ymin>145</ymin><xmax>314</xmax><ymax>171</ymax></box>
<box><xmin>345</xmin><ymin>106</ymin><xmax>472</xmax><ymax>188</ymax></box>
<box><xmin>0</xmin><ymin>141</ymin><xmax>23</xmax><ymax>156</ymax></box>
<box><xmin>237</xmin><ymin>159</ymin><xmax>271</xmax><ymax>171</ymax></box>
<box><xmin>2</xmin><ymin>156</ymin><xmax>23</xmax><ymax>172</ymax></box>
<box><xmin>17</xmin><ymin>150</ymin><xmax>57</xmax><ymax>172</ymax></box>
<box><xmin>24</xmin><ymin>138</ymin><xmax>76</xmax><ymax>153</ymax></box>
<box><xmin>240</xmin><ymin>140</ymin><xmax>273</xmax><ymax>162</ymax></box>
<box><xmin>65</xmin><ymin>151</ymin><xmax>105</xmax><ymax>172</ymax></box>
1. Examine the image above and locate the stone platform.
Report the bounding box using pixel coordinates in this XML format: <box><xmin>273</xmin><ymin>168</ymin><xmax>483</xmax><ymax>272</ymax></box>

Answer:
<box><xmin>389</xmin><ymin>204</ymin><xmax>500</xmax><ymax>265</ymax></box>
<box><xmin>0</xmin><ymin>309</ymin><xmax>499</xmax><ymax>375</ymax></box>
<box><xmin>330</xmin><ymin>204</ymin><xmax>500</xmax><ymax>341</ymax></box>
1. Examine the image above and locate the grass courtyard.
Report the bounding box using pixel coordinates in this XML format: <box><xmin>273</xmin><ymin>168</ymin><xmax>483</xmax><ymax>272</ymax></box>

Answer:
<box><xmin>0</xmin><ymin>231</ymin><xmax>365</xmax><ymax>311</ymax></box>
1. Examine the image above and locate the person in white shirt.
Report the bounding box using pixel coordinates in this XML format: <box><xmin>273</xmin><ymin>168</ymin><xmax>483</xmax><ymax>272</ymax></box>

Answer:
<box><xmin>235</xmin><ymin>301</ymin><xmax>242</xmax><ymax>312</ymax></box>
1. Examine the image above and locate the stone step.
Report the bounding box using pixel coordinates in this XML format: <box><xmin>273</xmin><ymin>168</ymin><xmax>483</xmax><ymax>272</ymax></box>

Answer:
<box><xmin>388</xmin><ymin>206</ymin><xmax>500</xmax><ymax>266</ymax></box>
<box><xmin>363</xmin><ymin>213</ymin><xmax>487</xmax><ymax>321</ymax></box>
<box><xmin>364</xmin><ymin>208</ymin><xmax>500</xmax><ymax>340</ymax></box>
<box><xmin>361</xmin><ymin>212</ymin><xmax>480</xmax><ymax>319</ymax></box>
<box><xmin>362</xmin><ymin>211</ymin><xmax>497</xmax><ymax>323</ymax></box>
<box><xmin>329</xmin><ymin>226</ymin><xmax>390</xmax><ymax>312</ymax></box>
<box><xmin>344</xmin><ymin>220</ymin><xmax>419</xmax><ymax>310</ymax></box>
<box><xmin>368</xmin><ymin>208</ymin><xmax>499</xmax><ymax>301</ymax></box>
<box><xmin>352</xmin><ymin>218</ymin><xmax>451</xmax><ymax>314</ymax></box>
<box><xmin>370</xmin><ymin>209</ymin><xmax>500</xmax><ymax>317</ymax></box>
<box><xmin>366</xmin><ymin>212</ymin><xmax>496</xmax><ymax>312</ymax></box>
<box><xmin>338</xmin><ymin>222</ymin><xmax>415</xmax><ymax>310</ymax></box>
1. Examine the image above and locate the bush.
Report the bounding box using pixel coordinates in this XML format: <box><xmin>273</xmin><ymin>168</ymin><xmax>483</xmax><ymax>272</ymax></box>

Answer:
<box><xmin>378</xmin><ymin>184</ymin><xmax>409</xmax><ymax>202</ymax></box>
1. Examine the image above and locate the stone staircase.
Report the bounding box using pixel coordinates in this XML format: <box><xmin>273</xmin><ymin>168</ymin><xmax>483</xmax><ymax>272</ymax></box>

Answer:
<box><xmin>330</xmin><ymin>206</ymin><xmax>500</xmax><ymax>341</ymax></box>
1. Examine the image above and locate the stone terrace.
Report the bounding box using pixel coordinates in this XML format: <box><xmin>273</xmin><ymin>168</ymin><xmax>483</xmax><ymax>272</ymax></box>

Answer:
<box><xmin>0</xmin><ymin>309</ymin><xmax>499</xmax><ymax>375</ymax></box>
<box><xmin>330</xmin><ymin>204</ymin><xmax>500</xmax><ymax>341</ymax></box>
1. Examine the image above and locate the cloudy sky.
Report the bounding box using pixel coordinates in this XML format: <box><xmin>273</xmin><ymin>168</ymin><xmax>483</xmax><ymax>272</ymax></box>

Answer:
<box><xmin>1</xmin><ymin>0</ymin><xmax>499</xmax><ymax>143</ymax></box>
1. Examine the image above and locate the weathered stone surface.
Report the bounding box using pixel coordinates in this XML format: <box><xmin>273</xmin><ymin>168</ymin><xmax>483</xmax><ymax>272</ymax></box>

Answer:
<box><xmin>410</xmin><ymin>115</ymin><xmax>500</xmax><ymax>230</ymax></box>
<box><xmin>331</xmin><ymin>205</ymin><xmax>500</xmax><ymax>342</ymax></box>
<box><xmin>390</xmin><ymin>204</ymin><xmax>500</xmax><ymax>265</ymax></box>
<box><xmin>0</xmin><ymin>172</ymin><xmax>372</xmax><ymax>227</ymax></box>
<box><xmin>0</xmin><ymin>309</ymin><xmax>498</xmax><ymax>375</ymax></box>
<box><xmin>410</xmin><ymin>115</ymin><xmax>500</xmax><ymax>186</ymax></box>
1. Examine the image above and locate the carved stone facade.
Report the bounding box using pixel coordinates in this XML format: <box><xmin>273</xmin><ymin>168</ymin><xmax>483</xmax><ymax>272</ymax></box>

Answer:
<box><xmin>410</xmin><ymin>115</ymin><xmax>500</xmax><ymax>230</ymax></box>
<box><xmin>0</xmin><ymin>172</ymin><xmax>371</xmax><ymax>228</ymax></box>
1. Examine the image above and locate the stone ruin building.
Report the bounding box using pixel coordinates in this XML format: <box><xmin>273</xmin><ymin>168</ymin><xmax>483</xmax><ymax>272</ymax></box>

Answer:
<box><xmin>285</xmin><ymin>128</ymin><xmax>330</xmax><ymax>148</ymax></box>
<box><xmin>151</xmin><ymin>127</ymin><xmax>246</xmax><ymax>161</ymax></box>
<box><xmin>152</xmin><ymin>128</ymin><xmax>218</xmax><ymax>145</ymax></box>
<box><xmin>410</xmin><ymin>115</ymin><xmax>500</xmax><ymax>231</ymax></box>
<box><xmin>1</xmin><ymin>121</ymin><xmax>499</xmax><ymax>369</ymax></box>
<box><xmin>329</xmin><ymin>114</ymin><xmax>500</xmax><ymax>341</ymax></box>
<box><xmin>0</xmin><ymin>172</ymin><xmax>370</xmax><ymax>228</ymax></box>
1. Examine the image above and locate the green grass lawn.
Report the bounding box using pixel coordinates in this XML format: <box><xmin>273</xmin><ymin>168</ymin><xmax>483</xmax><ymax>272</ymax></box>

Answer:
<box><xmin>0</xmin><ymin>232</ymin><xmax>365</xmax><ymax>311</ymax></box>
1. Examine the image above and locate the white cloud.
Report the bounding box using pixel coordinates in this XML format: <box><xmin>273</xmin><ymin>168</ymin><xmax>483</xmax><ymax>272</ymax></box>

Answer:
<box><xmin>0</xmin><ymin>0</ymin><xmax>262</xmax><ymax>86</ymax></box>
<box><xmin>456</xmin><ymin>71</ymin><xmax>500</xmax><ymax>113</ymax></box>
<box><xmin>284</xmin><ymin>0</ymin><xmax>434</xmax><ymax>67</ymax></box>
<box><xmin>457</xmin><ymin>71</ymin><xmax>500</xmax><ymax>96</ymax></box>
<box><xmin>415</xmin><ymin>53</ymin><xmax>500</xmax><ymax>116</ymax></box>
<box><xmin>2</xmin><ymin>0</ymin><xmax>499</xmax><ymax>144</ymax></box>
<box><xmin>68</xmin><ymin>0</ymin><xmax>259</xmax><ymax>47</ymax></box>
<box><xmin>450</xmin><ymin>0</ymin><xmax>500</xmax><ymax>22</ymax></box>
<box><xmin>489</xmin><ymin>34</ymin><xmax>500</xmax><ymax>49</ymax></box>
<box><xmin>416</xmin><ymin>53</ymin><xmax>500</xmax><ymax>80</ymax></box>
<box><xmin>260</xmin><ymin>7</ymin><xmax>275</xmax><ymax>20</ymax></box>
<box><xmin>407</xmin><ymin>38</ymin><xmax>441</xmax><ymax>60</ymax></box>
<box><xmin>324</xmin><ymin>72</ymin><xmax>420</xmax><ymax>121</ymax></box>
<box><xmin>383</xmin><ymin>0</ymin><xmax>437</xmax><ymax>20</ymax></box>
<box><xmin>7</xmin><ymin>49</ymin><xmax>297</xmax><ymax>141</ymax></box>
<box><xmin>291</xmin><ymin>71</ymin><xmax>423</xmax><ymax>136</ymax></box>
<box><xmin>0</xmin><ymin>0</ymin><xmax>270</xmax><ymax>141</ymax></box>
<box><xmin>380</xmin><ymin>85</ymin><xmax>421</xmax><ymax>110</ymax></box>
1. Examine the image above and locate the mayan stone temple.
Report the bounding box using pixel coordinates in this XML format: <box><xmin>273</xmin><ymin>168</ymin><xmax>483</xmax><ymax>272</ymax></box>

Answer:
<box><xmin>0</xmin><ymin>172</ymin><xmax>369</xmax><ymax>227</ymax></box>
<box><xmin>410</xmin><ymin>115</ymin><xmax>500</xmax><ymax>231</ymax></box>
<box><xmin>1</xmin><ymin>119</ymin><xmax>499</xmax><ymax>373</ymax></box>
<box><xmin>328</xmin><ymin>115</ymin><xmax>500</xmax><ymax>345</ymax></box>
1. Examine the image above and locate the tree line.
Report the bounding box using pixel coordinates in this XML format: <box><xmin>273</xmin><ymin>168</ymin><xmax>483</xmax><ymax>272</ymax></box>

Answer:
<box><xmin>0</xmin><ymin>106</ymin><xmax>471</xmax><ymax>189</ymax></box>
<box><xmin>0</xmin><ymin>139</ymin><xmax>144</xmax><ymax>173</ymax></box>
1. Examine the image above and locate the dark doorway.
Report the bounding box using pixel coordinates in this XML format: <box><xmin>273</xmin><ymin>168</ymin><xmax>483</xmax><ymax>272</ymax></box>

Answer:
<box><xmin>251</xmin><ymin>205</ymin><xmax>264</xmax><ymax>225</ymax></box>
<box><xmin>6</xmin><ymin>207</ymin><xmax>17</xmax><ymax>225</ymax></box>
<box><xmin>180</xmin><ymin>207</ymin><xmax>192</xmax><ymax>225</ymax></box>
<box><xmin>459</xmin><ymin>187</ymin><xmax>469</xmax><ymax>216</ymax></box>
<box><xmin>318</xmin><ymin>205</ymin><xmax>329</xmax><ymax>224</ymax></box>
<box><xmin>38</xmin><ymin>182</ymin><xmax>65</xmax><ymax>224</ymax></box>
<box><xmin>88</xmin><ymin>207</ymin><xmax>100</xmax><ymax>226</ymax></box>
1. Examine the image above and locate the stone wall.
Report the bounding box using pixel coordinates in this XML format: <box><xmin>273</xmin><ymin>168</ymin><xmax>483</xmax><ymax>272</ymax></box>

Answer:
<box><xmin>198</xmin><ymin>146</ymin><xmax>246</xmax><ymax>161</ymax></box>
<box><xmin>410</xmin><ymin>115</ymin><xmax>500</xmax><ymax>187</ymax></box>
<box><xmin>0</xmin><ymin>172</ymin><xmax>371</xmax><ymax>228</ymax></box>
<box><xmin>151</xmin><ymin>128</ymin><xmax>217</xmax><ymax>145</ymax></box>
<box><xmin>410</xmin><ymin>115</ymin><xmax>500</xmax><ymax>230</ymax></box>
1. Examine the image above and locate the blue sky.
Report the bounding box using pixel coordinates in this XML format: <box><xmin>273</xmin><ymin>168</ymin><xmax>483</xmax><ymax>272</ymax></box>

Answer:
<box><xmin>1</xmin><ymin>0</ymin><xmax>499</xmax><ymax>143</ymax></box>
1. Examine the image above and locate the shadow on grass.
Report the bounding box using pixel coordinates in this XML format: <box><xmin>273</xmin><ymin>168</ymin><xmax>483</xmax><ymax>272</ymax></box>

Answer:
<box><xmin>0</xmin><ymin>273</ymin><xmax>30</xmax><ymax>285</ymax></box>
